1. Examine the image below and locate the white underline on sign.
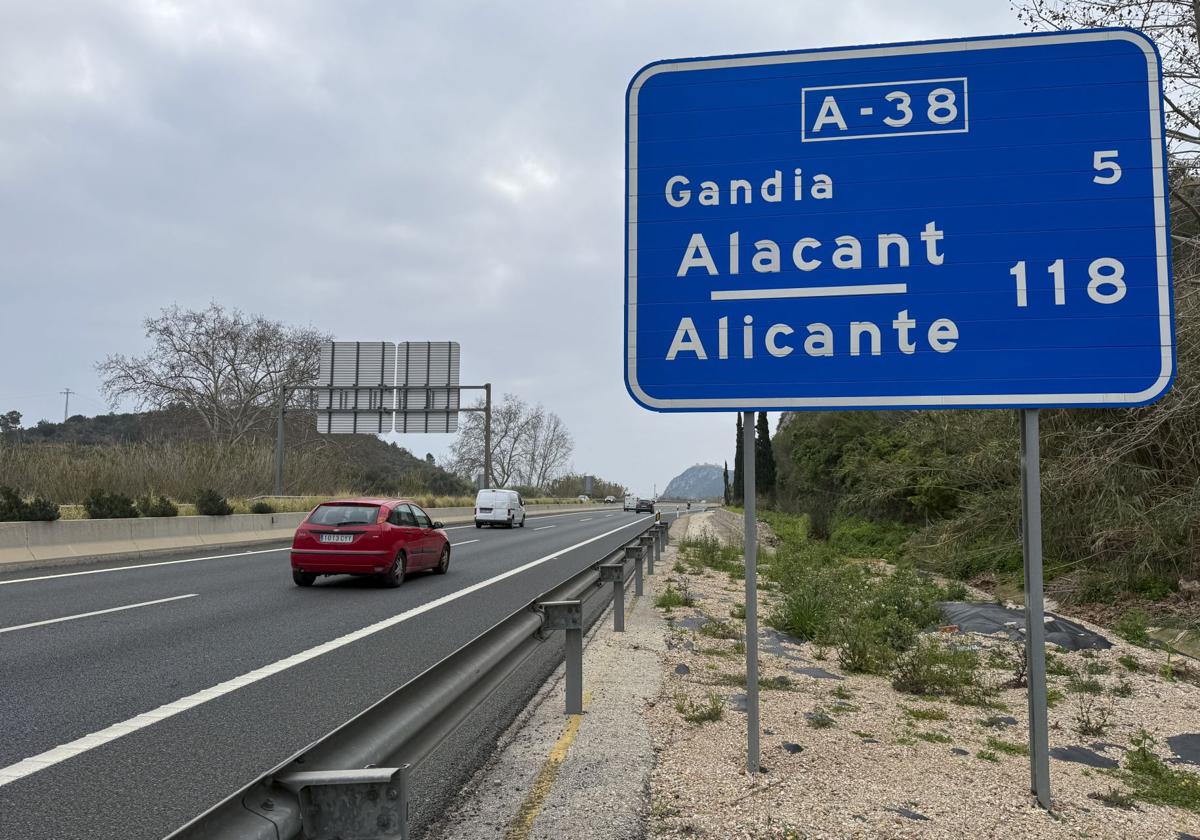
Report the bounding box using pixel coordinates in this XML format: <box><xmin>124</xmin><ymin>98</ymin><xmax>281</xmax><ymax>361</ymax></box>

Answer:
<box><xmin>710</xmin><ymin>283</ymin><xmax>907</xmax><ymax>301</ymax></box>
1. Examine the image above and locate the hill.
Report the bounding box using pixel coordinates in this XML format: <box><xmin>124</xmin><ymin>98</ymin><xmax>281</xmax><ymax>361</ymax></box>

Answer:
<box><xmin>663</xmin><ymin>463</ymin><xmax>724</xmax><ymax>500</ymax></box>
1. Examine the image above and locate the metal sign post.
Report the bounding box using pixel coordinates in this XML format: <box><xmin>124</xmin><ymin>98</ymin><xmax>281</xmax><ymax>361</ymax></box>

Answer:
<box><xmin>625</xmin><ymin>29</ymin><xmax>1175</xmax><ymax>804</ymax></box>
<box><xmin>1021</xmin><ymin>409</ymin><xmax>1052</xmax><ymax>807</ymax></box>
<box><xmin>741</xmin><ymin>411</ymin><xmax>760</xmax><ymax>774</ymax></box>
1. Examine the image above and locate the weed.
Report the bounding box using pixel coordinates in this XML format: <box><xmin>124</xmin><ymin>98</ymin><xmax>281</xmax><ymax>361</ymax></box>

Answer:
<box><xmin>676</xmin><ymin>693</ymin><xmax>725</xmax><ymax>725</ymax></box>
<box><xmin>813</xmin><ymin>646</ymin><xmax>828</xmax><ymax>661</ymax></box>
<box><xmin>700</xmin><ymin>647</ymin><xmax>733</xmax><ymax>658</ymax></box>
<box><xmin>986</xmin><ymin>736</ymin><xmax>1028</xmax><ymax>756</ymax></box>
<box><xmin>1084</xmin><ymin>660</ymin><xmax>1111</xmax><ymax>676</ymax></box>
<box><xmin>730</xmin><ymin>602</ymin><xmax>746</xmax><ymax>620</ymax></box>
<box><xmin>904</xmin><ymin>706</ymin><xmax>949</xmax><ymax>722</ymax></box>
<box><xmin>1045</xmin><ymin>652</ymin><xmax>1072</xmax><ymax>677</ymax></box>
<box><xmin>1118</xmin><ymin>654</ymin><xmax>1141</xmax><ymax>672</ymax></box>
<box><xmin>1074</xmin><ymin>693</ymin><xmax>1113</xmax><ymax>737</ymax></box>
<box><xmin>1110</xmin><ymin>679</ymin><xmax>1134</xmax><ymax>699</ymax></box>
<box><xmin>1120</xmin><ymin>730</ymin><xmax>1200</xmax><ymax>811</ymax></box>
<box><xmin>917</xmin><ymin>731</ymin><xmax>952</xmax><ymax>743</ymax></box>
<box><xmin>672</xmin><ymin>562</ymin><xmax>687</xmax><ymax>574</ymax></box>
<box><xmin>761</xmin><ymin>675</ymin><xmax>796</xmax><ymax>691</ymax></box>
<box><xmin>830</xmin><ymin>684</ymin><xmax>853</xmax><ymax>700</ymax></box>
<box><xmin>699</xmin><ymin>618</ymin><xmax>742</xmax><ymax>641</ymax></box>
<box><xmin>656</xmin><ymin>582</ymin><xmax>696</xmax><ymax>609</ymax></box>
<box><xmin>976</xmin><ymin>749</ymin><xmax>999</xmax><ymax>762</ymax></box>
<box><xmin>1067</xmin><ymin>676</ymin><xmax>1104</xmax><ymax>695</ymax></box>
<box><xmin>1046</xmin><ymin>688</ymin><xmax>1066</xmax><ymax>708</ymax></box>
<box><xmin>830</xmin><ymin>702</ymin><xmax>859</xmax><ymax>714</ymax></box>
<box><xmin>1088</xmin><ymin>787</ymin><xmax>1136</xmax><ymax>810</ymax></box>
<box><xmin>852</xmin><ymin>731</ymin><xmax>875</xmax><ymax>739</ymax></box>
<box><xmin>807</xmin><ymin>708</ymin><xmax>835</xmax><ymax>729</ymax></box>
<box><xmin>1114</xmin><ymin>608</ymin><xmax>1152</xmax><ymax>648</ymax></box>
<box><xmin>979</xmin><ymin>714</ymin><xmax>1012</xmax><ymax>729</ymax></box>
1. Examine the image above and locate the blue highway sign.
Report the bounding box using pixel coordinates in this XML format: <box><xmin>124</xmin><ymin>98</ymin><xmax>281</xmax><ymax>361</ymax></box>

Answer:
<box><xmin>625</xmin><ymin>30</ymin><xmax>1174</xmax><ymax>410</ymax></box>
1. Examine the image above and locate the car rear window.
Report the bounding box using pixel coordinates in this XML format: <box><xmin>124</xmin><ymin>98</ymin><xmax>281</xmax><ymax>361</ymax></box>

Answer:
<box><xmin>308</xmin><ymin>504</ymin><xmax>380</xmax><ymax>526</ymax></box>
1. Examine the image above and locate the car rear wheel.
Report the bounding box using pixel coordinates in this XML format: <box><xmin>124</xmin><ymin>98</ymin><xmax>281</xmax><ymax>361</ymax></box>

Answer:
<box><xmin>475</xmin><ymin>522</ymin><xmax>482</xmax><ymax>529</ymax></box>
<box><xmin>383</xmin><ymin>550</ymin><xmax>406</xmax><ymax>588</ymax></box>
<box><xmin>519</xmin><ymin>516</ymin><xmax>525</xmax><ymax>528</ymax></box>
<box><xmin>293</xmin><ymin>570</ymin><xmax>316</xmax><ymax>587</ymax></box>
<box><xmin>434</xmin><ymin>545</ymin><xmax>450</xmax><ymax>575</ymax></box>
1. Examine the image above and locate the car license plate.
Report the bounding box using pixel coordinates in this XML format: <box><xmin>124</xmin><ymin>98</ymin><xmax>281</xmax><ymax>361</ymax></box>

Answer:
<box><xmin>319</xmin><ymin>534</ymin><xmax>354</xmax><ymax>544</ymax></box>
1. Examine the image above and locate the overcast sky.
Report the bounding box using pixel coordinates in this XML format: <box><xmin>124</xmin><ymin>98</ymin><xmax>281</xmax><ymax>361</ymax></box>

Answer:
<box><xmin>0</xmin><ymin>0</ymin><xmax>1021</xmax><ymax>496</ymax></box>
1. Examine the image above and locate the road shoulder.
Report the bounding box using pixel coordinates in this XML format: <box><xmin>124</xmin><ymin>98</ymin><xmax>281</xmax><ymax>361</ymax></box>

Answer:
<box><xmin>425</xmin><ymin>516</ymin><xmax>687</xmax><ymax>840</ymax></box>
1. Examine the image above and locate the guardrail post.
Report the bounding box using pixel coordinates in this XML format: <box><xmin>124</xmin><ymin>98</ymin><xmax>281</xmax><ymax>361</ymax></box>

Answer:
<box><xmin>640</xmin><ymin>534</ymin><xmax>655</xmax><ymax>576</ymax></box>
<box><xmin>540</xmin><ymin>600</ymin><xmax>584</xmax><ymax>715</ymax></box>
<box><xmin>625</xmin><ymin>545</ymin><xmax>644</xmax><ymax>596</ymax></box>
<box><xmin>277</xmin><ymin>765</ymin><xmax>410</xmax><ymax>840</ymax></box>
<box><xmin>599</xmin><ymin>562</ymin><xmax>625</xmax><ymax>632</ymax></box>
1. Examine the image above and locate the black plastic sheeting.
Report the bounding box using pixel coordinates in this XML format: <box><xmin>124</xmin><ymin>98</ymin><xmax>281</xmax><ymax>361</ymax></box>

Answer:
<box><xmin>938</xmin><ymin>602</ymin><xmax>1112</xmax><ymax>651</ymax></box>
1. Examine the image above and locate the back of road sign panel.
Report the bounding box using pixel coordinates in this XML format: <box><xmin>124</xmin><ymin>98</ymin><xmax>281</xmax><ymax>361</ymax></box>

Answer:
<box><xmin>625</xmin><ymin>30</ymin><xmax>1174</xmax><ymax>411</ymax></box>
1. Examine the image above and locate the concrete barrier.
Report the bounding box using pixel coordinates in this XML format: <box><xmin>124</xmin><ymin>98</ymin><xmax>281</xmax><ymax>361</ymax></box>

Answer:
<box><xmin>0</xmin><ymin>503</ymin><xmax>620</xmax><ymax>571</ymax></box>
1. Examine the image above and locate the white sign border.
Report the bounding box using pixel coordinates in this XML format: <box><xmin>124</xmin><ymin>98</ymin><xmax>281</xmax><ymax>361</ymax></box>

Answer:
<box><xmin>625</xmin><ymin>29</ymin><xmax>1173</xmax><ymax>411</ymax></box>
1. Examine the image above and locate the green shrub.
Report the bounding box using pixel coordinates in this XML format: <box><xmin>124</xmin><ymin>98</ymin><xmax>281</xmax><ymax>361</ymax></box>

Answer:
<box><xmin>917</xmin><ymin>731</ymin><xmax>951</xmax><ymax>743</ymax></box>
<box><xmin>0</xmin><ymin>486</ymin><xmax>60</xmax><ymax>521</ymax></box>
<box><xmin>195</xmin><ymin>489</ymin><xmax>233</xmax><ymax>516</ymax></box>
<box><xmin>22</xmin><ymin>495</ymin><xmax>61</xmax><ymax>521</ymax></box>
<box><xmin>829</xmin><ymin>517</ymin><xmax>912</xmax><ymax>558</ymax></box>
<box><xmin>1113</xmin><ymin>608</ymin><xmax>1152</xmax><ymax>648</ymax></box>
<box><xmin>905</xmin><ymin>706</ymin><xmax>949</xmax><ymax>721</ymax></box>
<box><xmin>84</xmin><ymin>489</ymin><xmax>138</xmax><ymax>519</ymax></box>
<box><xmin>136</xmin><ymin>494</ymin><xmax>178</xmax><ymax>517</ymax></box>
<box><xmin>891</xmin><ymin>637</ymin><xmax>988</xmax><ymax>703</ymax></box>
<box><xmin>250</xmin><ymin>500</ymin><xmax>275</xmax><ymax>515</ymax></box>
<box><xmin>0</xmin><ymin>486</ymin><xmax>25</xmax><ymax>521</ymax></box>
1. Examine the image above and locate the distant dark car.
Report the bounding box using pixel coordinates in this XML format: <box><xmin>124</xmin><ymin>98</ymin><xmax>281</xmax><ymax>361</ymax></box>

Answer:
<box><xmin>290</xmin><ymin>498</ymin><xmax>449</xmax><ymax>587</ymax></box>
<box><xmin>635</xmin><ymin>498</ymin><xmax>655</xmax><ymax>514</ymax></box>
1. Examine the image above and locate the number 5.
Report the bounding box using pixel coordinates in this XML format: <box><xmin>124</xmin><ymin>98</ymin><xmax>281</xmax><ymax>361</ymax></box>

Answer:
<box><xmin>1093</xmin><ymin>150</ymin><xmax>1121</xmax><ymax>184</ymax></box>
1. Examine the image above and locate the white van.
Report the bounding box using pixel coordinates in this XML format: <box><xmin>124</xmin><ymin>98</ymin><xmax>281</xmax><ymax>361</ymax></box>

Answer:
<box><xmin>474</xmin><ymin>489</ymin><xmax>526</xmax><ymax>529</ymax></box>
<box><xmin>623</xmin><ymin>495</ymin><xmax>637</xmax><ymax>512</ymax></box>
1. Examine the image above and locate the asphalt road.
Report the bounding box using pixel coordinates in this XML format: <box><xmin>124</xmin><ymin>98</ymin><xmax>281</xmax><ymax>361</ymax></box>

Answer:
<box><xmin>0</xmin><ymin>506</ymin><xmax>677</xmax><ymax>840</ymax></box>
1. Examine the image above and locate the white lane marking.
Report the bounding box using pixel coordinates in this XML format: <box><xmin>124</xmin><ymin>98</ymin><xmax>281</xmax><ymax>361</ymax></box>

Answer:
<box><xmin>533</xmin><ymin>525</ymin><xmax>556</xmax><ymax>531</ymax></box>
<box><xmin>450</xmin><ymin>539</ymin><xmax>479</xmax><ymax>547</ymax></box>
<box><xmin>604</xmin><ymin>514</ymin><xmax>614</xmax><ymax>518</ymax></box>
<box><xmin>0</xmin><ymin>516</ymin><xmax>654</xmax><ymax>787</ymax></box>
<box><xmin>0</xmin><ymin>548</ymin><xmax>287</xmax><ymax>587</ymax></box>
<box><xmin>579</xmin><ymin>518</ymin><xmax>592</xmax><ymax>522</ymax></box>
<box><xmin>0</xmin><ymin>594</ymin><xmax>198</xmax><ymax>635</ymax></box>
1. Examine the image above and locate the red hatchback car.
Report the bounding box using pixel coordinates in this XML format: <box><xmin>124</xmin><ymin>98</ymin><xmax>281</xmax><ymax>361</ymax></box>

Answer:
<box><xmin>290</xmin><ymin>499</ymin><xmax>450</xmax><ymax>587</ymax></box>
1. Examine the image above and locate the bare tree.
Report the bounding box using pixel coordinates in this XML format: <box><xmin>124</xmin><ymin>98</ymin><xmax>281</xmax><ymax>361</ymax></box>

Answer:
<box><xmin>444</xmin><ymin>393</ymin><xmax>574</xmax><ymax>489</ymax></box>
<box><xmin>97</xmin><ymin>303</ymin><xmax>328</xmax><ymax>446</ymax></box>
<box><xmin>519</xmin><ymin>405</ymin><xmax>574</xmax><ymax>488</ymax></box>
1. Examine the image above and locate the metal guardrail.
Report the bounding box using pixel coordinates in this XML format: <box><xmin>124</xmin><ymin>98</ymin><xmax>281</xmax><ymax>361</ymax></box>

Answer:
<box><xmin>167</xmin><ymin>516</ymin><xmax>674</xmax><ymax>840</ymax></box>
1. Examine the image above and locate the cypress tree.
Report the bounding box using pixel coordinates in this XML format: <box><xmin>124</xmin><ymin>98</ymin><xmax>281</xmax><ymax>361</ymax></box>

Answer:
<box><xmin>732</xmin><ymin>414</ymin><xmax>744</xmax><ymax>503</ymax></box>
<box><xmin>755</xmin><ymin>411</ymin><xmax>776</xmax><ymax>495</ymax></box>
<box><xmin>723</xmin><ymin>460</ymin><xmax>731</xmax><ymax>505</ymax></box>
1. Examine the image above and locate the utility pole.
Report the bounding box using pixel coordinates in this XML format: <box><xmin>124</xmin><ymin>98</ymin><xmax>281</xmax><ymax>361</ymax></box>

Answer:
<box><xmin>60</xmin><ymin>388</ymin><xmax>74</xmax><ymax>422</ymax></box>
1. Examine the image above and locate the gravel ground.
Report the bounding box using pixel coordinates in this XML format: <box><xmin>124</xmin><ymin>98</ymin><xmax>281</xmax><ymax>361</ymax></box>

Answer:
<box><xmin>646</xmin><ymin>511</ymin><xmax>1200</xmax><ymax>839</ymax></box>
